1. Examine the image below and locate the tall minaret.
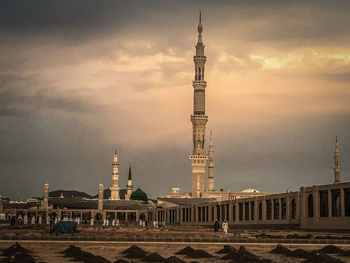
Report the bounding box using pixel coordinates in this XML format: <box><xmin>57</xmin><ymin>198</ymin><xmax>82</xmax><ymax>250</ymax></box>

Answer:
<box><xmin>334</xmin><ymin>136</ymin><xmax>341</xmax><ymax>183</ymax></box>
<box><xmin>98</xmin><ymin>183</ymin><xmax>104</xmax><ymax>210</ymax></box>
<box><xmin>208</xmin><ymin>130</ymin><xmax>214</xmax><ymax>191</ymax></box>
<box><xmin>125</xmin><ymin>163</ymin><xmax>133</xmax><ymax>201</ymax></box>
<box><xmin>189</xmin><ymin>12</ymin><xmax>208</xmax><ymax>198</ymax></box>
<box><xmin>43</xmin><ymin>181</ymin><xmax>49</xmax><ymax>210</ymax></box>
<box><xmin>110</xmin><ymin>150</ymin><xmax>120</xmax><ymax>200</ymax></box>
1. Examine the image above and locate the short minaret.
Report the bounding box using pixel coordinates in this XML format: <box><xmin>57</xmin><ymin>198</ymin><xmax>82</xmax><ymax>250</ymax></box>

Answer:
<box><xmin>43</xmin><ymin>181</ymin><xmax>49</xmax><ymax>210</ymax></box>
<box><xmin>110</xmin><ymin>150</ymin><xmax>120</xmax><ymax>200</ymax></box>
<box><xmin>334</xmin><ymin>136</ymin><xmax>341</xmax><ymax>183</ymax></box>
<box><xmin>189</xmin><ymin>12</ymin><xmax>209</xmax><ymax>198</ymax></box>
<box><xmin>98</xmin><ymin>184</ymin><xmax>104</xmax><ymax>210</ymax></box>
<box><xmin>125</xmin><ymin>163</ymin><xmax>133</xmax><ymax>201</ymax></box>
<box><xmin>207</xmin><ymin>131</ymin><xmax>214</xmax><ymax>191</ymax></box>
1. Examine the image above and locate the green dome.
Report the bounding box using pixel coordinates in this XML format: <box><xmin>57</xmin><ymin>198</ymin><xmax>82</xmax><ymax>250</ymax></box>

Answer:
<box><xmin>130</xmin><ymin>188</ymin><xmax>148</xmax><ymax>203</ymax></box>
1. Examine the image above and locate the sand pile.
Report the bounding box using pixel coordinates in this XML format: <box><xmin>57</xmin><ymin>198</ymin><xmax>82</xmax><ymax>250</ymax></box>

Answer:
<box><xmin>216</xmin><ymin>245</ymin><xmax>236</xmax><ymax>254</ymax></box>
<box><xmin>303</xmin><ymin>251</ymin><xmax>345</xmax><ymax>263</ymax></box>
<box><xmin>1</xmin><ymin>242</ymin><xmax>36</xmax><ymax>263</ymax></box>
<box><xmin>222</xmin><ymin>246</ymin><xmax>273</xmax><ymax>263</ymax></box>
<box><xmin>318</xmin><ymin>245</ymin><xmax>350</xmax><ymax>256</ymax></box>
<box><xmin>113</xmin><ymin>260</ymin><xmax>130</xmax><ymax>263</ymax></box>
<box><xmin>270</xmin><ymin>244</ymin><xmax>291</xmax><ymax>255</ymax></box>
<box><xmin>2</xmin><ymin>242</ymin><xmax>32</xmax><ymax>257</ymax></box>
<box><xmin>270</xmin><ymin>244</ymin><xmax>344</xmax><ymax>262</ymax></box>
<box><xmin>61</xmin><ymin>245</ymin><xmax>111</xmax><ymax>263</ymax></box>
<box><xmin>176</xmin><ymin>246</ymin><xmax>196</xmax><ymax>255</ymax></box>
<box><xmin>142</xmin><ymin>252</ymin><xmax>165</xmax><ymax>262</ymax></box>
<box><xmin>162</xmin><ymin>256</ymin><xmax>186</xmax><ymax>263</ymax></box>
<box><xmin>175</xmin><ymin>246</ymin><xmax>213</xmax><ymax>259</ymax></box>
<box><xmin>122</xmin><ymin>245</ymin><xmax>148</xmax><ymax>259</ymax></box>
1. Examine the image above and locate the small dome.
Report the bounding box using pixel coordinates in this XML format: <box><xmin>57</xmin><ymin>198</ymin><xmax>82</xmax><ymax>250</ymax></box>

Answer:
<box><xmin>242</xmin><ymin>188</ymin><xmax>260</xmax><ymax>193</ymax></box>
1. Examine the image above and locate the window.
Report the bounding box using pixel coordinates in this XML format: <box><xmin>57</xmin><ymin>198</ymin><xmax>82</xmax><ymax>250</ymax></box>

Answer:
<box><xmin>345</xmin><ymin>189</ymin><xmax>350</xmax><ymax>216</ymax></box>
<box><xmin>291</xmin><ymin>199</ymin><xmax>296</xmax><ymax>219</ymax></box>
<box><xmin>233</xmin><ymin>204</ymin><xmax>236</xmax><ymax>221</ymax></box>
<box><xmin>244</xmin><ymin>202</ymin><xmax>249</xmax><ymax>220</ymax></box>
<box><xmin>266</xmin><ymin>200</ymin><xmax>272</xmax><ymax>220</ymax></box>
<box><xmin>258</xmin><ymin>202</ymin><xmax>262</xmax><ymax>220</ymax></box>
<box><xmin>273</xmin><ymin>199</ymin><xmax>279</xmax><ymax>219</ymax></box>
<box><xmin>308</xmin><ymin>194</ymin><xmax>314</xmax><ymax>217</ymax></box>
<box><xmin>216</xmin><ymin>205</ymin><xmax>220</xmax><ymax>221</ymax></box>
<box><xmin>281</xmin><ymin>198</ymin><xmax>286</xmax><ymax>219</ymax></box>
<box><xmin>319</xmin><ymin>191</ymin><xmax>328</xmax><ymax>217</ymax></box>
<box><xmin>239</xmin><ymin>203</ymin><xmax>243</xmax><ymax>221</ymax></box>
<box><xmin>226</xmin><ymin>204</ymin><xmax>230</xmax><ymax>221</ymax></box>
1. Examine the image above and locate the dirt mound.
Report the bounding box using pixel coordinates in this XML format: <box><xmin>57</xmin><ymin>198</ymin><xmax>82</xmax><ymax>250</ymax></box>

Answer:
<box><xmin>175</xmin><ymin>246</ymin><xmax>213</xmax><ymax>258</ymax></box>
<box><xmin>2</xmin><ymin>242</ymin><xmax>31</xmax><ymax>257</ymax></box>
<box><xmin>113</xmin><ymin>260</ymin><xmax>130</xmax><ymax>263</ymax></box>
<box><xmin>186</xmin><ymin>249</ymin><xmax>213</xmax><ymax>259</ymax></box>
<box><xmin>318</xmin><ymin>245</ymin><xmax>345</xmax><ymax>254</ymax></box>
<box><xmin>289</xmin><ymin>249</ymin><xmax>311</xmax><ymax>258</ymax></box>
<box><xmin>122</xmin><ymin>245</ymin><xmax>147</xmax><ymax>255</ymax></box>
<box><xmin>142</xmin><ymin>252</ymin><xmax>164</xmax><ymax>262</ymax></box>
<box><xmin>61</xmin><ymin>245</ymin><xmax>111</xmax><ymax>263</ymax></box>
<box><xmin>0</xmin><ymin>252</ymin><xmax>36</xmax><ymax>263</ymax></box>
<box><xmin>162</xmin><ymin>256</ymin><xmax>186</xmax><ymax>263</ymax></box>
<box><xmin>270</xmin><ymin>244</ymin><xmax>291</xmax><ymax>255</ymax></box>
<box><xmin>222</xmin><ymin>246</ymin><xmax>273</xmax><ymax>263</ymax></box>
<box><xmin>216</xmin><ymin>245</ymin><xmax>236</xmax><ymax>254</ymax></box>
<box><xmin>122</xmin><ymin>245</ymin><xmax>147</xmax><ymax>259</ymax></box>
<box><xmin>303</xmin><ymin>251</ymin><xmax>345</xmax><ymax>263</ymax></box>
<box><xmin>176</xmin><ymin>246</ymin><xmax>196</xmax><ymax>255</ymax></box>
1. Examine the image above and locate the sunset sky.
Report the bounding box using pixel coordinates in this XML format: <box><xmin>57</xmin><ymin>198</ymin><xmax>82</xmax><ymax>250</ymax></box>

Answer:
<box><xmin>1</xmin><ymin>0</ymin><xmax>349</xmax><ymax>200</ymax></box>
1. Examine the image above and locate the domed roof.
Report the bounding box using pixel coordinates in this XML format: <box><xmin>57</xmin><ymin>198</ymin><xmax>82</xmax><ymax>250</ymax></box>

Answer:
<box><xmin>130</xmin><ymin>188</ymin><xmax>148</xmax><ymax>203</ymax></box>
<box><xmin>242</xmin><ymin>188</ymin><xmax>260</xmax><ymax>193</ymax></box>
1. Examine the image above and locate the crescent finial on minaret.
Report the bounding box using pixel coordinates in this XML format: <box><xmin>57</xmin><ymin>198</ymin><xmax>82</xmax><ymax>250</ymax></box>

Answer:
<box><xmin>198</xmin><ymin>12</ymin><xmax>203</xmax><ymax>34</ymax></box>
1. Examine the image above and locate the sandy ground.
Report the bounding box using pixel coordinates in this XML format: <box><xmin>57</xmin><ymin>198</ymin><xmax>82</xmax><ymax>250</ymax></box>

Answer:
<box><xmin>1</xmin><ymin>224</ymin><xmax>350</xmax><ymax>262</ymax></box>
<box><xmin>1</xmin><ymin>241</ymin><xmax>350</xmax><ymax>263</ymax></box>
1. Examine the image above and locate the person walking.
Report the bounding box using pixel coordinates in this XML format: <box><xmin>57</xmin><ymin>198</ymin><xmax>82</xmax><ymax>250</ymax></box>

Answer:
<box><xmin>214</xmin><ymin>219</ymin><xmax>220</xmax><ymax>232</ymax></box>
<box><xmin>222</xmin><ymin>220</ymin><xmax>228</xmax><ymax>234</ymax></box>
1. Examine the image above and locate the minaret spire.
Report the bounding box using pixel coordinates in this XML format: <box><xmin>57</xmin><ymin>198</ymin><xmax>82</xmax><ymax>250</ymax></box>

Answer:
<box><xmin>125</xmin><ymin>162</ymin><xmax>133</xmax><ymax>200</ymax></box>
<box><xmin>334</xmin><ymin>136</ymin><xmax>341</xmax><ymax>183</ymax></box>
<box><xmin>189</xmin><ymin>12</ymin><xmax>208</xmax><ymax>197</ymax></box>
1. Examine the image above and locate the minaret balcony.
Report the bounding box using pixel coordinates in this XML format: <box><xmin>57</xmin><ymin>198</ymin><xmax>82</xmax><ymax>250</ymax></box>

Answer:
<box><xmin>192</xmin><ymin>80</ymin><xmax>207</xmax><ymax>86</ymax></box>
<box><xmin>193</xmin><ymin>56</ymin><xmax>206</xmax><ymax>61</ymax></box>
<box><xmin>190</xmin><ymin>114</ymin><xmax>208</xmax><ymax>119</ymax></box>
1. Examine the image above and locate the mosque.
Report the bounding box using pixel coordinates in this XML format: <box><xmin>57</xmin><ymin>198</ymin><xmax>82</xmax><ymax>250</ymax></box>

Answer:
<box><xmin>0</xmin><ymin>13</ymin><xmax>349</xmax><ymax>230</ymax></box>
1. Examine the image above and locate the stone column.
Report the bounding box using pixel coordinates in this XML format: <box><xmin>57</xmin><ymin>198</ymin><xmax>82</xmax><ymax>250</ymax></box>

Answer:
<box><xmin>235</xmin><ymin>199</ymin><xmax>239</xmax><ymax>222</ymax></box>
<box><xmin>242</xmin><ymin>202</ymin><xmax>246</xmax><ymax>222</ymax></box>
<box><xmin>254</xmin><ymin>198</ymin><xmax>258</xmax><ymax>223</ymax></box>
<box><xmin>229</xmin><ymin>203</ymin><xmax>234</xmax><ymax>223</ymax></box>
<box><xmin>279</xmin><ymin>198</ymin><xmax>282</xmax><ymax>222</ymax></box>
<box><xmin>328</xmin><ymin>189</ymin><xmax>332</xmax><ymax>217</ymax></box>
<box><xmin>313</xmin><ymin>186</ymin><xmax>319</xmax><ymax>223</ymax></box>
<box><xmin>286</xmin><ymin>196</ymin><xmax>290</xmax><ymax>222</ymax></box>
<box><xmin>213</xmin><ymin>204</ymin><xmax>217</xmax><ymax>221</ymax></box>
<box><xmin>262</xmin><ymin>197</ymin><xmax>266</xmax><ymax>222</ymax></box>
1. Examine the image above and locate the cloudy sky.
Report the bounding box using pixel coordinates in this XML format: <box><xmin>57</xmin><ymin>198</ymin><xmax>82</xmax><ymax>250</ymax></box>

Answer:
<box><xmin>1</xmin><ymin>0</ymin><xmax>349</xmax><ymax>200</ymax></box>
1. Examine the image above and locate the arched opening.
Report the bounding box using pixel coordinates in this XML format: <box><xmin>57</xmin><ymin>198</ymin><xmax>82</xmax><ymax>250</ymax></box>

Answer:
<box><xmin>308</xmin><ymin>194</ymin><xmax>314</xmax><ymax>217</ymax></box>
<box><xmin>291</xmin><ymin>199</ymin><xmax>296</xmax><ymax>219</ymax></box>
